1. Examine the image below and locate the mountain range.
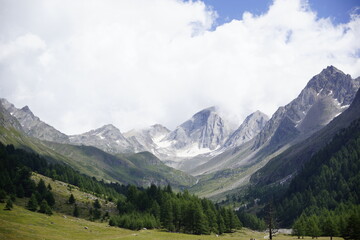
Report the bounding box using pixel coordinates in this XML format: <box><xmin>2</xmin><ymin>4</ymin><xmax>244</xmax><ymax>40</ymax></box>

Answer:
<box><xmin>1</xmin><ymin>65</ymin><xmax>359</xmax><ymax>199</ymax></box>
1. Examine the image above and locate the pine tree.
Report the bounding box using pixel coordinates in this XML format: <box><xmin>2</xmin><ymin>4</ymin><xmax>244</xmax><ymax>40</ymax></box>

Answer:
<box><xmin>307</xmin><ymin>216</ymin><xmax>321</xmax><ymax>239</ymax></box>
<box><xmin>39</xmin><ymin>199</ymin><xmax>52</xmax><ymax>215</ymax></box>
<box><xmin>93</xmin><ymin>199</ymin><xmax>101</xmax><ymax>209</ymax></box>
<box><xmin>45</xmin><ymin>191</ymin><xmax>55</xmax><ymax>207</ymax></box>
<box><xmin>4</xmin><ymin>198</ymin><xmax>13</xmax><ymax>210</ymax></box>
<box><xmin>161</xmin><ymin>199</ymin><xmax>174</xmax><ymax>231</ymax></box>
<box><xmin>68</xmin><ymin>193</ymin><xmax>75</xmax><ymax>204</ymax></box>
<box><xmin>27</xmin><ymin>193</ymin><xmax>38</xmax><ymax>211</ymax></box>
<box><xmin>217</xmin><ymin>212</ymin><xmax>226</xmax><ymax>235</ymax></box>
<box><xmin>37</xmin><ymin>179</ymin><xmax>47</xmax><ymax>197</ymax></box>
<box><xmin>344</xmin><ymin>211</ymin><xmax>360</xmax><ymax>240</ymax></box>
<box><xmin>293</xmin><ymin>216</ymin><xmax>306</xmax><ymax>239</ymax></box>
<box><xmin>0</xmin><ymin>190</ymin><xmax>6</xmax><ymax>203</ymax></box>
<box><xmin>47</xmin><ymin>183</ymin><xmax>52</xmax><ymax>191</ymax></box>
<box><xmin>323</xmin><ymin>217</ymin><xmax>339</xmax><ymax>240</ymax></box>
<box><xmin>16</xmin><ymin>185</ymin><xmax>25</xmax><ymax>198</ymax></box>
<box><xmin>73</xmin><ymin>204</ymin><xmax>79</xmax><ymax>217</ymax></box>
<box><xmin>193</xmin><ymin>202</ymin><xmax>209</xmax><ymax>234</ymax></box>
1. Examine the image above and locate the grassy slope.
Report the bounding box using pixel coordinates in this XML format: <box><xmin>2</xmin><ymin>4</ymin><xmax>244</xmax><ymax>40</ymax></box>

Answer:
<box><xmin>0</xmin><ymin>203</ymin><xmax>345</xmax><ymax>240</ymax></box>
<box><xmin>30</xmin><ymin>173</ymin><xmax>118</xmax><ymax>218</ymax></box>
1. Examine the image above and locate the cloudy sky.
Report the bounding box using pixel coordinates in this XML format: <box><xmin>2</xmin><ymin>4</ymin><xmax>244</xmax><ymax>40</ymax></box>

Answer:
<box><xmin>1</xmin><ymin>0</ymin><xmax>360</xmax><ymax>134</ymax></box>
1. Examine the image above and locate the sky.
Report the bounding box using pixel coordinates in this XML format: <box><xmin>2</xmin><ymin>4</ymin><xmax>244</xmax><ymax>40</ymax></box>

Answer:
<box><xmin>0</xmin><ymin>0</ymin><xmax>360</xmax><ymax>135</ymax></box>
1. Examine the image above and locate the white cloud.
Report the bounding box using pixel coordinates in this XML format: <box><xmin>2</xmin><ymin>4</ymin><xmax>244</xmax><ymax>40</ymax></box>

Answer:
<box><xmin>0</xmin><ymin>0</ymin><xmax>359</xmax><ymax>134</ymax></box>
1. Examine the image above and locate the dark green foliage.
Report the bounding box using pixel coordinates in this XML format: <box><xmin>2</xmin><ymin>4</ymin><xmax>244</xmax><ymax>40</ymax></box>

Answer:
<box><xmin>4</xmin><ymin>198</ymin><xmax>13</xmax><ymax>210</ymax></box>
<box><xmin>275</xmin><ymin>119</ymin><xmax>360</xmax><ymax>226</ymax></box>
<box><xmin>237</xmin><ymin>211</ymin><xmax>266</xmax><ymax>231</ymax></box>
<box><xmin>27</xmin><ymin>194</ymin><xmax>38</xmax><ymax>212</ymax></box>
<box><xmin>73</xmin><ymin>204</ymin><xmax>79</xmax><ymax>217</ymax></box>
<box><xmin>0</xmin><ymin>189</ymin><xmax>6</xmax><ymax>203</ymax></box>
<box><xmin>109</xmin><ymin>212</ymin><xmax>159</xmax><ymax>230</ymax></box>
<box><xmin>93</xmin><ymin>199</ymin><xmax>101</xmax><ymax>209</ymax></box>
<box><xmin>292</xmin><ymin>204</ymin><xmax>360</xmax><ymax>239</ymax></box>
<box><xmin>344</xmin><ymin>209</ymin><xmax>360</xmax><ymax>240</ymax></box>
<box><xmin>292</xmin><ymin>215</ymin><xmax>306</xmax><ymax>239</ymax></box>
<box><xmin>68</xmin><ymin>193</ymin><xmax>75</xmax><ymax>204</ymax></box>
<box><xmin>112</xmin><ymin>184</ymin><xmax>241</xmax><ymax>235</ymax></box>
<box><xmin>39</xmin><ymin>199</ymin><xmax>52</xmax><ymax>215</ymax></box>
<box><xmin>44</xmin><ymin>191</ymin><xmax>55</xmax><ymax>207</ymax></box>
<box><xmin>89</xmin><ymin>199</ymin><xmax>102</xmax><ymax>220</ymax></box>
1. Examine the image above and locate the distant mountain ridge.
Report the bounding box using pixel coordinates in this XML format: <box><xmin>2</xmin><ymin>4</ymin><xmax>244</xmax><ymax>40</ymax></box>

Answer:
<box><xmin>69</xmin><ymin>124</ymin><xmax>134</xmax><ymax>154</ymax></box>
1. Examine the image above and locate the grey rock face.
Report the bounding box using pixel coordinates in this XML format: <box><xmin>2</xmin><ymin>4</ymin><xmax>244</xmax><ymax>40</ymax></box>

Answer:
<box><xmin>162</xmin><ymin>106</ymin><xmax>232</xmax><ymax>151</ymax></box>
<box><xmin>0</xmin><ymin>98</ymin><xmax>69</xmax><ymax>143</ymax></box>
<box><xmin>224</xmin><ymin>111</ymin><xmax>269</xmax><ymax>148</ymax></box>
<box><xmin>69</xmin><ymin>124</ymin><xmax>133</xmax><ymax>154</ymax></box>
<box><xmin>0</xmin><ymin>99</ymin><xmax>23</xmax><ymax>131</ymax></box>
<box><xmin>252</xmin><ymin>66</ymin><xmax>360</xmax><ymax>150</ymax></box>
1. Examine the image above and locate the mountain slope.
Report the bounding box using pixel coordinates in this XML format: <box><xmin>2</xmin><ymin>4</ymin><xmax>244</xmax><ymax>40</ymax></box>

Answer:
<box><xmin>251</xmin><ymin>83</ymin><xmax>360</xmax><ymax>186</ymax></box>
<box><xmin>0</xmin><ymin>98</ymin><xmax>70</xmax><ymax>143</ymax></box>
<box><xmin>43</xmin><ymin>141</ymin><xmax>195</xmax><ymax>188</ymax></box>
<box><xmin>275</xmin><ymin>117</ymin><xmax>360</xmax><ymax>226</ymax></box>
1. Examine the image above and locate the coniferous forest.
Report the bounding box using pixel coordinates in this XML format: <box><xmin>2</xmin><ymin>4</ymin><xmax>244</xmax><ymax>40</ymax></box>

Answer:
<box><xmin>276</xmin><ymin>119</ymin><xmax>360</xmax><ymax>239</ymax></box>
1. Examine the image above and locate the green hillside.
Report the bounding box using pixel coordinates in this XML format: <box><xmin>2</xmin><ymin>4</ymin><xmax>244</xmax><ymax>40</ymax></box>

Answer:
<box><xmin>0</xmin><ymin>124</ymin><xmax>195</xmax><ymax>189</ymax></box>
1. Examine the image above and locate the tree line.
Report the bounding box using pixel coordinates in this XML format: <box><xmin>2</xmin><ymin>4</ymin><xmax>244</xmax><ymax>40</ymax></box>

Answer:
<box><xmin>110</xmin><ymin>184</ymin><xmax>242</xmax><ymax>234</ymax></box>
<box><xmin>292</xmin><ymin>204</ymin><xmax>360</xmax><ymax>240</ymax></box>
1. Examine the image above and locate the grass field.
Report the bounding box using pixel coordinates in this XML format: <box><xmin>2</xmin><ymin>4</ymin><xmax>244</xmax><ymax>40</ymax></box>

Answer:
<box><xmin>0</xmin><ymin>202</ymin><xmax>345</xmax><ymax>240</ymax></box>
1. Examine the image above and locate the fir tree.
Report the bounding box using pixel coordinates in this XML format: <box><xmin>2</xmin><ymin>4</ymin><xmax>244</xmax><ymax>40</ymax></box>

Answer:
<box><xmin>68</xmin><ymin>193</ymin><xmax>75</xmax><ymax>204</ymax></box>
<box><xmin>344</xmin><ymin>212</ymin><xmax>360</xmax><ymax>240</ymax></box>
<box><xmin>27</xmin><ymin>193</ymin><xmax>38</xmax><ymax>211</ymax></box>
<box><xmin>45</xmin><ymin>191</ymin><xmax>55</xmax><ymax>207</ymax></box>
<box><xmin>4</xmin><ymin>198</ymin><xmax>13</xmax><ymax>210</ymax></box>
<box><xmin>93</xmin><ymin>199</ymin><xmax>101</xmax><ymax>209</ymax></box>
<box><xmin>16</xmin><ymin>185</ymin><xmax>25</xmax><ymax>198</ymax></box>
<box><xmin>292</xmin><ymin>215</ymin><xmax>306</xmax><ymax>239</ymax></box>
<box><xmin>323</xmin><ymin>217</ymin><xmax>339</xmax><ymax>240</ymax></box>
<box><xmin>39</xmin><ymin>199</ymin><xmax>52</xmax><ymax>215</ymax></box>
<box><xmin>73</xmin><ymin>204</ymin><xmax>79</xmax><ymax>217</ymax></box>
<box><xmin>37</xmin><ymin>179</ymin><xmax>47</xmax><ymax>197</ymax></box>
<box><xmin>0</xmin><ymin>190</ymin><xmax>6</xmax><ymax>203</ymax></box>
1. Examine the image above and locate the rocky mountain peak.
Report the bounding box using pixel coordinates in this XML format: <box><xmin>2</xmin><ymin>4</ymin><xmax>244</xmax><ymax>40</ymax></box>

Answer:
<box><xmin>252</xmin><ymin>66</ymin><xmax>360</xmax><ymax>150</ymax></box>
<box><xmin>162</xmin><ymin>106</ymin><xmax>231</xmax><ymax>153</ymax></box>
<box><xmin>224</xmin><ymin>110</ymin><xmax>269</xmax><ymax>148</ymax></box>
